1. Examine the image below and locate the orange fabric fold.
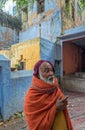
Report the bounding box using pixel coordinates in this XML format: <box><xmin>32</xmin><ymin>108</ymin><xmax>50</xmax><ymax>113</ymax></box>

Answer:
<box><xmin>24</xmin><ymin>76</ymin><xmax>73</xmax><ymax>130</ymax></box>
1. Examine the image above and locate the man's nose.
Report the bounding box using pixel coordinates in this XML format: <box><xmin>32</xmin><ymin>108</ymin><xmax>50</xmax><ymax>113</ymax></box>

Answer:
<box><xmin>49</xmin><ymin>71</ymin><xmax>54</xmax><ymax>76</ymax></box>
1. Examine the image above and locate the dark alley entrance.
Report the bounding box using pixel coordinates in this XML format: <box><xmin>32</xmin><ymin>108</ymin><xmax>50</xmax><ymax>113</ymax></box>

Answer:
<box><xmin>59</xmin><ymin>28</ymin><xmax>85</xmax><ymax>92</ymax></box>
<box><xmin>63</xmin><ymin>38</ymin><xmax>85</xmax><ymax>75</ymax></box>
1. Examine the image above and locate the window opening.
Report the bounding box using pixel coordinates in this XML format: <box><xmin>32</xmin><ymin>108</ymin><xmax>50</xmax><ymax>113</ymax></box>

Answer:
<box><xmin>71</xmin><ymin>3</ymin><xmax>75</xmax><ymax>21</ymax></box>
<box><xmin>37</xmin><ymin>0</ymin><xmax>44</xmax><ymax>14</ymax></box>
<box><xmin>22</xmin><ymin>7</ymin><xmax>28</xmax><ymax>22</ymax></box>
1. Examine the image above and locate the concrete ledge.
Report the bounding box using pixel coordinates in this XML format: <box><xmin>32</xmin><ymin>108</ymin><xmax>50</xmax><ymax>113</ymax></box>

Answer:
<box><xmin>11</xmin><ymin>70</ymin><xmax>33</xmax><ymax>78</ymax></box>
<box><xmin>61</xmin><ymin>76</ymin><xmax>85</xmax><ymax>92</ymax></box>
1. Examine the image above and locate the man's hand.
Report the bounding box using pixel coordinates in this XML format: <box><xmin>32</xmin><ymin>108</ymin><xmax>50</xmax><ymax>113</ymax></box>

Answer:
<box><xmin>56</xmin><ymin>96</ymin><xmax>68</xmax><ymax>111</ymax></box>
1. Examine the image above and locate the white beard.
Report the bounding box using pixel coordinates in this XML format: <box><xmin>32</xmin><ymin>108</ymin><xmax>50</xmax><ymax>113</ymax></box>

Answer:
<box><xmin>39</xmin><ymin>73</ymin><xmax>54</xmax><ymax>84</ymax></box>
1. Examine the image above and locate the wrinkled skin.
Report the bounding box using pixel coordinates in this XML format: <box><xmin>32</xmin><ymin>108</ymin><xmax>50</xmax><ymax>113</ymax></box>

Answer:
<box><xmin>39</xmin><ymin>62</ymin><xmax>68</xmax><ymax>111</ymax></box>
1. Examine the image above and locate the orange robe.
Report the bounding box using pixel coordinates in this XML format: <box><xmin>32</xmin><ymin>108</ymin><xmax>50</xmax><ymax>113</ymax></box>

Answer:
<box><xmin>24</xmin><ymin>76</ymin><xmax>73</xmax><ymax>130</ymax></box>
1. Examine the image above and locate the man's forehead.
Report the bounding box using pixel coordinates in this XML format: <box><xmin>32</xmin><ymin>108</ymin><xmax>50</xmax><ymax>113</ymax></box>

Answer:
<box><xmin>40</xmin><ymin>62</ymin><xmax>52</xmax><ymax>69</ymax></box>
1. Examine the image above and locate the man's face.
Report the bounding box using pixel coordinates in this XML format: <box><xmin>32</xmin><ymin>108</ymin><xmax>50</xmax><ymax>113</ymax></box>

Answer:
<box><xmin>39</xmin><ymin>62</ymin><xmax>55</xmax><ymax>84</ymax></box>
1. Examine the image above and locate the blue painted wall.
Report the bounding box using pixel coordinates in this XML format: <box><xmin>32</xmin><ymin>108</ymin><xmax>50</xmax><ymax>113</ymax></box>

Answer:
<box><xmin>28</xmin><ymin>0</ymin><xmax>57</xmax><ymax>14</ymax></box>
<box><xmin>19</xmin><ymin>9</ymin><xmax>62</xmax><ymax>43</ymax></box>
<box><xmin>45</xmin><ymin>0</ymin><xmax>57</xmax><ymax>11</ymax></box>
<box><xmin>40</xmin><ymin>38</ymin><xmax>56</xmax><ymax>65</ymax></box>
<box><xmin>0</xmin><ymin>55</ymin><xmax>33</xmax><ymax>121</ymax></box>
<box><xmin>64</xmin><ymin>25</ymin><xmax>85</xmax><ymax>35</ymax></box>
<box><xmin>9</xmin><ymin>70</ymin><xmax>33</xmax><ymax>118</ymax></box>
<box><xmin>0</xmin><ymin>27</ymin><xmax>19</xmax><ymax>47</ymax></box>
<box><xmin>19</xmin><ymin>25</ymin><xmax>39</xmax><ymax>42</ymax></box>
<box><xmin>0</xmin><ymin>55</ymin><xmax>11</xmax><ymax>121</ymax></box>
<box><xmin>41</xmin><ymin>9</ymin><xmax>62</xmax><ymax>42</ymax></box>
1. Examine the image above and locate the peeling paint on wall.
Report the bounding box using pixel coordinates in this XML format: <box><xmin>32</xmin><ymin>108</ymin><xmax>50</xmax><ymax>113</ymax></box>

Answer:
<box><xmin>0</xmin><ymin>27</ymin><xmax>19</xmax><ymax>49</ymax></box>
<box><xmin>45</xmin><ymin>0</ymin><xmax>57</xmax><ymax>11</ymax></box>
<box><xmin>20</xmin><ymin>9</ymin><xmax>61</xmax><ymax>43</ymax></box>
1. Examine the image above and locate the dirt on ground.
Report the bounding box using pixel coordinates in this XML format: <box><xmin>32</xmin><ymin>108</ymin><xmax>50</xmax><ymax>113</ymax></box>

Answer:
<box><xmin>0</xmin><ymin>116</ymin><xmax>28</xmax><ymax>130</ymax></box>
<box><xmin>0</xmin><ymin>112</ymin><xmax>28</xmax><ymax>130</ymax></box>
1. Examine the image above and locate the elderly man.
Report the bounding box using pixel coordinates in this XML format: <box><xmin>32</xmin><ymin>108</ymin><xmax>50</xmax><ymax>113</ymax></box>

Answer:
<box><xmin>24</xmin><ymin>60</ymin><xmax>73</xmax><ymax>130</ymax></box>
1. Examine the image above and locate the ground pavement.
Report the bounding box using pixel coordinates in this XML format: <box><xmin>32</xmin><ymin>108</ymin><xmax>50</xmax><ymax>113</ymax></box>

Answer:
<box><xmin>0</xmin><ymin>90</ymin><xmax>85</xmax><ymax>130</ymax></box>
<box><xmin>65</xmin><ymin>91</ymin><xmax>85</xmax><ymax>130</ymax></box>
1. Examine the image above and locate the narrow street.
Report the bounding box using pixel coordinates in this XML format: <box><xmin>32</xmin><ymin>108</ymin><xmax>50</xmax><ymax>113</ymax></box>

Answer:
<box><xmin>0</xmin><ymin>90</ymin><xmax>85</xmax><ymax>130</ymax></box>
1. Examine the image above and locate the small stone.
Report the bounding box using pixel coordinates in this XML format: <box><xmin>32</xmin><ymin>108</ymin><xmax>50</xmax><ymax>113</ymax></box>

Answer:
<box><xmin>0</xmin><ymin>122</ymin><xmax>3</xmax><ymax>126</ymax></box>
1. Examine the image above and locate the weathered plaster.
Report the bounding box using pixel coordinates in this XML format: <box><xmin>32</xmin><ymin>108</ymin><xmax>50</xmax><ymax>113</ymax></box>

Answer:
<box><xmin>0</xmin><ymin>27</ymin><xmax>19</xmax><ymax>48</ymax></box>
<box><xmin>20</xmin><ymin>9</ymin><xmax>62</xmax><ymax>43</ymax></box>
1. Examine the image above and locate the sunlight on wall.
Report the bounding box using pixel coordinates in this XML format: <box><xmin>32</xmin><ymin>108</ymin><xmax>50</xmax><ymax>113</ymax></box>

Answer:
<box><xmin>0</xmin><ymin>38</ymin><xmax>40</xmax><ymax>70</ymax></box>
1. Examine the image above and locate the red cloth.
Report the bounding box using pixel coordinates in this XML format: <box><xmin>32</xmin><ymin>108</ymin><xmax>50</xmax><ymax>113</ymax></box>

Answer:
<box><xmin>33</xmin><ymin>60</ymin><xmax>55</xmax><ymax>77</ymax></box>
<box><xmin>24</xmin><ymin>76</ymin><xmax>73</xmax><ymax>130</ymax></box>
